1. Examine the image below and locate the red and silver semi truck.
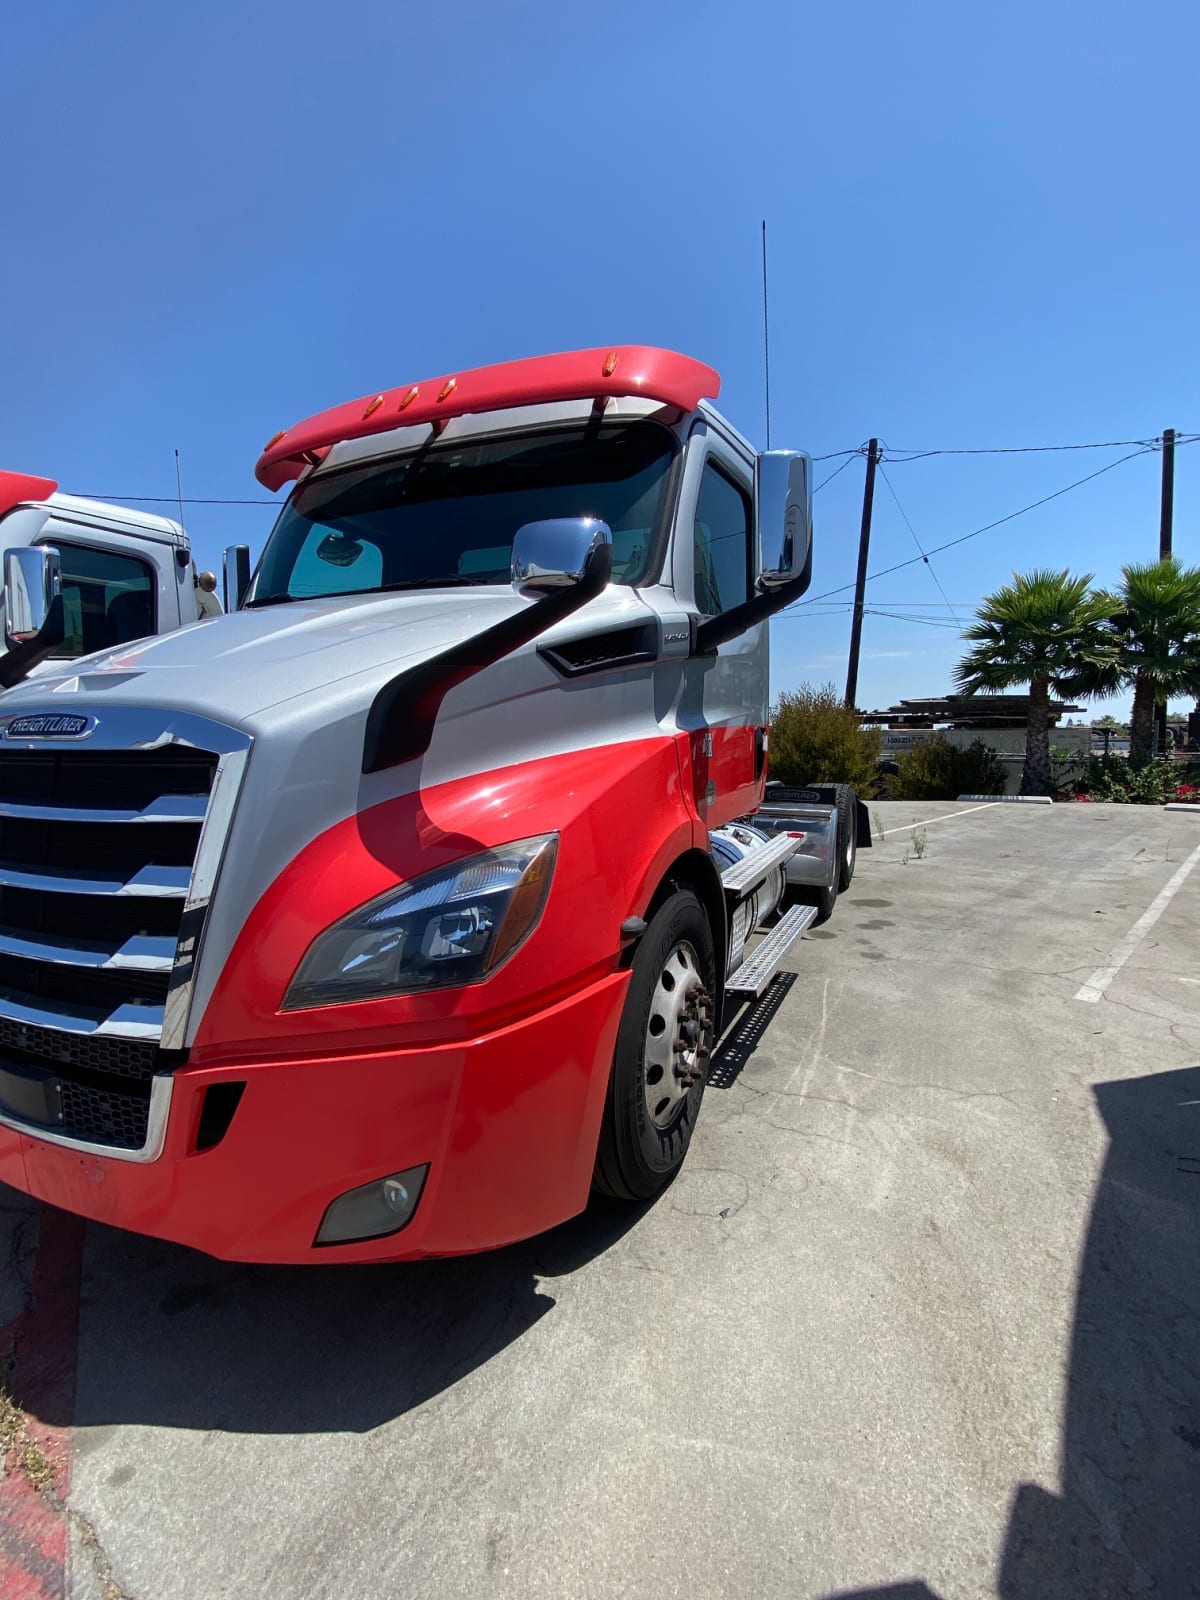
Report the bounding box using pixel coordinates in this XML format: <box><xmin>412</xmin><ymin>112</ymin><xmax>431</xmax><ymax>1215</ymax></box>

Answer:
<box><xmin>0</xmin><ymin>346</ymin><xmax>865</xmax><ymax>1262</ymax></box>
<box><xmin>0</xmin><ymin>471</ymin><xmax>220</xmax><ymax>688</ymax></box>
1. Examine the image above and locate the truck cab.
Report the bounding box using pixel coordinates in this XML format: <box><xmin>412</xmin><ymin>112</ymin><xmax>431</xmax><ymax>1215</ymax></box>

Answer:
<box><xmin>0</xmin><ymin>470</ymin><xmax>219</xmax><ymax>680</ymax></box>
<box><xmin>0</xmin><ymin>347</ymin><xmax>859</xmax><ymax>1263</ymax></box>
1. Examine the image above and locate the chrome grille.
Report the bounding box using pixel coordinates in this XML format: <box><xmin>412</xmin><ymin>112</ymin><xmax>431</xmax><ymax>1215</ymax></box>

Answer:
<box><xmin>0</xmin><ymin>717</ymin><xmax>248</xmax><ymax>1159</ymax></box>
<box><xmin>0</xmin><ymin>747</ymin><xmax>214</xmax><ymax>1042</ymax></box>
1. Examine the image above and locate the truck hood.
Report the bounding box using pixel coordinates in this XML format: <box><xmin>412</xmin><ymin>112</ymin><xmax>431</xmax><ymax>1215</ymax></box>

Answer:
<box><xmin>0</xmin><ymin>589</ymin><xmax>531</xmax><ymax>726</ymax></box>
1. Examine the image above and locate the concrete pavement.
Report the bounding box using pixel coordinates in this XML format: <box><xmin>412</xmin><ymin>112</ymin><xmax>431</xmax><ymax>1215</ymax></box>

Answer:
<box><xmin>2</xmin><ymin>801</ymin><xmax>1198</xmax><ymax>1598</ymax></box>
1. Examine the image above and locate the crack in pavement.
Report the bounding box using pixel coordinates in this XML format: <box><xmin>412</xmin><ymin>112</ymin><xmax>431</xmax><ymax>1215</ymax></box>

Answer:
<box><xmin>69</xmin><ymin>1505</ymin><xmax>137</xmax><ymax>1600</ymax></box>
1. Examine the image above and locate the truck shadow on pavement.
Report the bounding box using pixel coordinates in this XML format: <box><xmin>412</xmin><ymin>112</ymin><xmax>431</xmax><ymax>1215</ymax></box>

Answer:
<box><xmin>17</xmin><ymin>1189</ymin><xmax>655</xmax><ymax>1437</ymax></box>
<box><xmin>822</xmin><ymin>1063</ymin><xmax>1200</xmax><ymax>1600</ymax></box>
<box><xmin>6</xmin><ymin>1062</ymin><xmax>1198</xmax><ymax>1595</ymax></box>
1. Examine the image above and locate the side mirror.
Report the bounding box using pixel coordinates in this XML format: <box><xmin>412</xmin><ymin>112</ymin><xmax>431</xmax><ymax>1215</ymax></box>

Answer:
<box><xmin>5</xmin><ymin>545</ymin><xmax>62</xmax><ymax>644</ymax></box>
<box><xmin>511</xmin><ymin>518</ymin><xmax>613</xmax><ymax>600</ymax></box>
<box><xmin>223</xmin><ymin>545</ymin><xmax>252</xmax><ymax>611</ymax></box>
<box><xmin>756</xmin><ymin>451</ymin><xmax>812</xmax><ymax>591</ymax></box>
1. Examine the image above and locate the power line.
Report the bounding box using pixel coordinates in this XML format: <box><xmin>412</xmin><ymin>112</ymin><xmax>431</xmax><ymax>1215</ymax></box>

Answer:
<box><xmin>877</xmin><ymin>464</ymin><xmax>963</xmax><ymax>628</ymax></box>
<box><xmin>73</xmin><ymin>428</ymin><xmax>1200</xmax><ymax>508</ymax></box>
<box><xmin>813</xmin><ymin>455</ymin><xmax>858</xmax><ymax>494</ymax></box>
<box><xmin>877</xmin><ymin>431</ymin><xmax>1199</xmax><ymax>463</ymax></box>
<box><xmin>787</xmin><ymin>443</ymin><xmax>1162</xmax><ymax>613</ymax></box>
<box><xmin>76</xmin><ymin>495</ymin><xmax>279</xmax><ymax>505</ymax></box>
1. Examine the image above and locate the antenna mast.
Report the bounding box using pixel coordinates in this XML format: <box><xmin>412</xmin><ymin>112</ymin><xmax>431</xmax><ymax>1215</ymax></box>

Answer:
<box><xmin>761</xmin><ymin>220</ymin><xmax>772</xmax><ymax>450</ymax></box>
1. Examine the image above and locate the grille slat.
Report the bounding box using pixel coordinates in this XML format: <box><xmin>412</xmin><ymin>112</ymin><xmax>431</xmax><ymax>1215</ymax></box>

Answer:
<box><xmin>0</xmin><ymin>749</ymin><xmax>216</xmax><ymax>809</ymax></box>
<box><xmin>0</xmin><ymin>743</ymin><xmax>219</xmax><ymax>1150</ymax></box>
<box><xmin>0</xmin><ymin>862</ymin><xmax>191</xmax><ymax>897</ymax></box>
<box><xmin>0</xmin><ymin>928</ymin><xmax>176</xmax><ymax>972</ymax></box>
<box><xmin>0</xmin><ymin>796</ymin><xmax>208</xmax><ymax>824</ymax></box>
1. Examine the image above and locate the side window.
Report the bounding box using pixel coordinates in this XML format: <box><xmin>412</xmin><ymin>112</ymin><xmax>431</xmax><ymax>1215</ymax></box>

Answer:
<box><xmin>693</xmin><ymin>462</ymin><xmax>751</xmax><ymax>616</ymax></box>
<box><xmin>51</xmin><ymin>541</ymin><xmax>156</xmax><ymax>658</ymax></box>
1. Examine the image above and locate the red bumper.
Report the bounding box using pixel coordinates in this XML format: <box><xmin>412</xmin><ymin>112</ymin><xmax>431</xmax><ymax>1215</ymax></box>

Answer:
<box><xmin>0</xmin><ymin>973</ymin><xmax>627</xmax><ymax>1264</ymax></box>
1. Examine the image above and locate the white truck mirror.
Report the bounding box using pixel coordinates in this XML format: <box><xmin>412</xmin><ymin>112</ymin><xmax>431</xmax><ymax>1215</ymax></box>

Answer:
<box><xmin>511</xmin><ymin>518</ymin><xmax>612</xmax><ymax>599</ymax></box>
<box><xmin>4</xmin><ymin>545</ymin><xmax>61</xmax><ymax>644</ymax></box>
<box><xmin>757</xmin><ymin>451</ymin><xmax>812</xmax><ymax>590</ymax></box>
<box><xmin>223</xmin><ymin>545</ymin><xmax>252</xmax><ymax>611</ymax></box>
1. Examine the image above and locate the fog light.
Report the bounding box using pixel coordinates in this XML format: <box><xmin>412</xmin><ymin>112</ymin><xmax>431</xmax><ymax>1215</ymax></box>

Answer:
<box><xmin>314</xmin><ymin>1164</ymin><xmax>429</xmax><ymax>1246</ymax></box>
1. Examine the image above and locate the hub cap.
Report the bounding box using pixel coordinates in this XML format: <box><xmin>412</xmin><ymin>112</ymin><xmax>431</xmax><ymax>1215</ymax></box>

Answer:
<box><xmin>643</xmin><ymin>940</ymin><xmax>714</xmax><ymax>1129</ymax></box>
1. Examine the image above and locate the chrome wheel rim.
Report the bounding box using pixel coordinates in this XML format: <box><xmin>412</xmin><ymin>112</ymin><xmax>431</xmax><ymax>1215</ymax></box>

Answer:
<box><xmin>643</xmin><ymin>939</ymin><xmax>713</xmax><ymax>1129</ymax></box>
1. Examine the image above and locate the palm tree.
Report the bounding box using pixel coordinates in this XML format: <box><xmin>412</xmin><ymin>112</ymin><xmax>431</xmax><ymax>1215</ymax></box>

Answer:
<box><xmin>1104</xmin><ymin>559</ymin><xmax>1200</xmax><ymax>763</ymax></box>
<box><xmin>954</xmin><ymin>569</ymin><xmax>1116</xmax><ymax>796</ymax></box>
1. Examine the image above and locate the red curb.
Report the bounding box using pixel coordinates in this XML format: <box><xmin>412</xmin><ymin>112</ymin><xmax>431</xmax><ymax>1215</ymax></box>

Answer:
<box><xmin>0</xmin><ymin>1205</ymin><xmax>86</xmax><ymax>1600</ymax></box>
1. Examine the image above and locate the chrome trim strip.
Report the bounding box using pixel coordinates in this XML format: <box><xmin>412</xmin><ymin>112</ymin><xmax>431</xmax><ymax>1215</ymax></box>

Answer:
<box><xmin>0</xmin><ymin>796</ymin><xmax>208</xmax><ymax>824</ymax></box>
<box><xmin>0</xmin><ymin>929</ymin><xmax>176</xmax><ymax>972</ymax></box>
<box><xmin>0</xmin><ymin>990</ymin><xmax>164</xmax><ymax>1038</ymax></box>
<box><xmin>0</xmin><ymin>1072</ymin><xmax>172</xmax><ymax>1163</ymax></box>
<box><xmin>0</xmin><ymin>705</ymin><xmax>251</xmax><ymax>756</ymax></box>
<box><xmin>161</xmin><ymin>744</ymin><xmax>251</xmax><ymax>1049</ymax></box>
<box><xmin>0</xmin><ymin>863</ymin><xmax>190</xmax><ymax>898</ymax></box>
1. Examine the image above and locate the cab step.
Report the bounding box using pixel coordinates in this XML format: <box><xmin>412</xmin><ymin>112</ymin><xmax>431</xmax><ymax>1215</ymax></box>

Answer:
<box><xmin>725</xmin><ymin>903</ymin><xmax>817</xmax><ymax>997</ymax></box>
<box><xmin>719</xmin><ymin>831</ymin><xmax>799</xmax><ymax>897</ymax></box>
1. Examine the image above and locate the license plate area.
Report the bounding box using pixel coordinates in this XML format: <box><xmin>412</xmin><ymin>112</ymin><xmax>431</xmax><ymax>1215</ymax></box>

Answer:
<box><xmin>0</xmin><ymin>1057</ymin><xmax>64</xmax><ymax>1129</ymax></box>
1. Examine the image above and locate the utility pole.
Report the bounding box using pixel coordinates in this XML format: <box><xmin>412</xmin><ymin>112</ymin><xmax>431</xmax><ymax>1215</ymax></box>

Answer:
<box><xmin>844</xmin><ymin>439</ymin><xmax>879</xmax><ymax>709</ymax></box>
<box><xmin>1156</xmin><ymin>428</ymin><xmax>1176</xmax><ymax>755</ymax></box>
<box><xmin>1159</xmin><ymin>427</ymin><xmax>1176</xmax><ymax>559</ymax></box>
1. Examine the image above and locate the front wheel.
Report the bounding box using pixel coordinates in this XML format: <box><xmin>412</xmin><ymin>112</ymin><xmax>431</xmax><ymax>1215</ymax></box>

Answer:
<box><xmin>834</xmin><ymin>783</ymin><xmax>857</xmax><ymax>891</ymax></box>
<box><xmin>593</xmin><ymin>889</ymin><xmax>716</xmax><ymax>1201</ymax></box>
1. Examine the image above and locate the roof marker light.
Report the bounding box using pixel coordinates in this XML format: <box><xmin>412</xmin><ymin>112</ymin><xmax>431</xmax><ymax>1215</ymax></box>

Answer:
<box><xmin>603</xmin><ymin>350</ymin><xmax>619</xmax><ymax>376</ymax></box>
<box><xmin>263</xmin><ymin>429</ymin><xmax>287</xmax><ymax>451</ymax></box>
<box><xmin>437</xmin><ymin>378</ymin><xmax>458</xmax><ymax>402</ymax></box>
<box><xmin>362</xmin><ymin>395</ymin><xmax>385</xmax><ymax>419</ymax></box>
<box><xmin>397</xmin><ymin>385</ymin><xmax>420</xmax><ymax>410</ymax></box>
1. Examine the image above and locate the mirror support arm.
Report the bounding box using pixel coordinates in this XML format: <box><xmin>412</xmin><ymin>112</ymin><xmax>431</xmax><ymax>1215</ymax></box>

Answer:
<box><xmin>0</xmin><ymin>595</ymin><xmax>66</xmax><ymax>689</ymax></box>
<box><xmin>362</xmin><ymin>543</ymin><xmax>612</xmax><ymax>774</ymax></box>
<box><xmin>694</xmin><ymin>560</ymin><xmax>813</xmax><ymax>654</ymax></box>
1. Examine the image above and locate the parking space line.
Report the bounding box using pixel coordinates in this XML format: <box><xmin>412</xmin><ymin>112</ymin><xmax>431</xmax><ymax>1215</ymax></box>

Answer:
<box><xmin>1075</xmin><ymin>841</ymin><xmax>1200</xmax><ymax>1003</ymax></box>
<box><xmin>877</xmin><ymin>801</ymin><xmax>998</xmax><ymax>837</ymax></box>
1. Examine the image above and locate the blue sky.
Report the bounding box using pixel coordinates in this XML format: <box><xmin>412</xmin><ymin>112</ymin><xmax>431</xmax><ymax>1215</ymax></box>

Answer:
<box><xmin>2</xmin><ymin>0</ymin><xmax>1196</xmax><ymax>715</ymax></box>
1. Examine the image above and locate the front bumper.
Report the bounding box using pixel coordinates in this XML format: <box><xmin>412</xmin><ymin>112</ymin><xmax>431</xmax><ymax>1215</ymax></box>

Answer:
<box><xmin>0</xmin><ymin>971</ymin><xmax>627</xmax><ymax>1263</ymax></box>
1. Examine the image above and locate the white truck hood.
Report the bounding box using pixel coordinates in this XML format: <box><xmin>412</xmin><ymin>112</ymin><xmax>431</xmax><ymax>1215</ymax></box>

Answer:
<box><xmin>0</xmin><ymin>589</ymin><xmax>530</xmax><ymax>727</ymax></box>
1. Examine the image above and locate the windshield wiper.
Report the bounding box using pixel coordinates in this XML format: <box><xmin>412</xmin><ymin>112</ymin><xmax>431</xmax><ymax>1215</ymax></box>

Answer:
<box><xmin>244</xmin><ymin>577</ymin><xmax>489</xmax><ymax>609</ymax></box>
<box><xmin>375</xmin><ymin>577</ymin><xmax>491</xmax><ymax>591</ymax></box>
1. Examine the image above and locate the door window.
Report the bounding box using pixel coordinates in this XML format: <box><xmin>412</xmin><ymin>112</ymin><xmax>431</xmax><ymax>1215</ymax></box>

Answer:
<box><xmin>693</xmin><ymin>462</ymin><xmax>751</xmax><ymax>616</ymax></box>
<box><xmin>50</xmin><ymin>541</ymin><xmax>157</xmax><ymax>658</ymax></box>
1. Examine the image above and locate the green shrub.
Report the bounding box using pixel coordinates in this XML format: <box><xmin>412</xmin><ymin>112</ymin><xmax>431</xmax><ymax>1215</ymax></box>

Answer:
<box><xmin>1076</xmin><ymin>755</ymin><xmax>1191</xmax><ymax>804</ymax></box>
<box><xmin>887</xmin><ymin>736</ymin><xmax>1007</xmax><ymax>801</ymax></box>
<box><xmin>769</xmin><ymin>683</ymin><xmax>882</xmax><ymax>790</ymax></box>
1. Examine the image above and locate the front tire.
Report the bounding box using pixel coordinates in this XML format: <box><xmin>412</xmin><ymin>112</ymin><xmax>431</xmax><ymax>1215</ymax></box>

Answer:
<box><xmin>593</xmin><ymin>889</ymin><xmax>716</xmax><ymax>1202</ymax></box>
<box><xmin>834</xmin><ymin>784</ymin><xmax>857</xmax><ymax>892</ymax></box>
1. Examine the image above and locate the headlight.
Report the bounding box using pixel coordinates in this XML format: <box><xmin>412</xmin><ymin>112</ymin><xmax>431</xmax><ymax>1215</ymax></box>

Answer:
<box><xmin>282</xmin><ymin>834</ymin><xmax>558</xmax><ymax>1010</ymax></box>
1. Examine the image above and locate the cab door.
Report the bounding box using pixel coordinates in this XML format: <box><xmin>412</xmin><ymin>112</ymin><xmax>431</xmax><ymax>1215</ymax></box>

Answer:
<box><xmin>671</xmin><ymin>419</ymin><xmax>768</xmax><ymax>827</ymax></box>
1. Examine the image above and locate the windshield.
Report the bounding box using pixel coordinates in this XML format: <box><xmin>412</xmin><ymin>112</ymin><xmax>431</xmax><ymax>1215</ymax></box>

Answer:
<box><xmin>248</xmin><ymin>419</ymin><xmax>677</xmax><ymax>606</ymax></box>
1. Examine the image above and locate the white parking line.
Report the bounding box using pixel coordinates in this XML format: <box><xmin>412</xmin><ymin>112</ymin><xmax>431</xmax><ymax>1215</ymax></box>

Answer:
<box><xmin>877</xmin><ymin>802</ymin><xmax>998</xmax><ymax>837</ymax></box>
<box><xmin>1075</xmin><ymin>841</ymin><xmax>1200</xmax><ymax>1003</ymax></box>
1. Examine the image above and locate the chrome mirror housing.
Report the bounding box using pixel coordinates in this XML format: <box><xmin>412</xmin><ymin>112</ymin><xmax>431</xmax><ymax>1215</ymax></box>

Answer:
<box><xmin>511</xmin><ymin>518</ymin><xmax>613</xmax><ymax>599</ymax></box>
<box><xmin>4</xmin><ymin>545</ymin><xmax>62</xmax><ymax>644</ymax></box>
<box><xmin>757</xmin><ymin>451</ymin><xmax>812</xmax><ymax>590</ymax></box>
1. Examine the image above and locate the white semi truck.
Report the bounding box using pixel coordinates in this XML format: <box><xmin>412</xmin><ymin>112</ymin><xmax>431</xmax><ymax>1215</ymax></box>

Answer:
<box><xmin>0</xmin><ymin>347</ymin><xmax>866</xmax><ymax>1262</ymax></box>
<box><xmin>0</xmin><ymin>470</ymin><xmax>219</xmax><ymax>685</ymax></box>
